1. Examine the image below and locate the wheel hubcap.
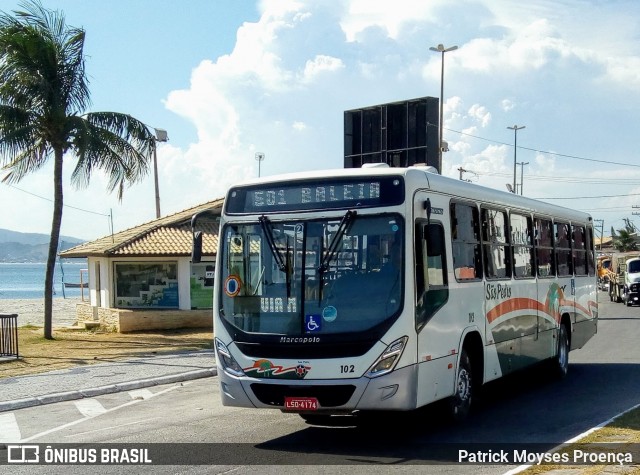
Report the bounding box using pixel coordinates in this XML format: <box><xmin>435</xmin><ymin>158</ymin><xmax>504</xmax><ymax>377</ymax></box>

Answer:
<box><xmin>457</xmin><ymin>368</ymin><xmax>471</xmax><ymax>401</ymax></box>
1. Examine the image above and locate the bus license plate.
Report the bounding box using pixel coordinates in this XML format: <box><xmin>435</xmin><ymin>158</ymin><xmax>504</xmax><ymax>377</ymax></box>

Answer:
<box><xmin>284</xmin><ymin>397</ymin><xmax>318</xmax><ymax>411</ymax></box>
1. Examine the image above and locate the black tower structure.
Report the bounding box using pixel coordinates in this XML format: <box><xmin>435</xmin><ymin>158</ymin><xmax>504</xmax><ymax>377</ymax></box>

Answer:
<box><xmin>344</xmin><ymin>96</ymin><xmax>440</xmax><ymax>172</ymax></box>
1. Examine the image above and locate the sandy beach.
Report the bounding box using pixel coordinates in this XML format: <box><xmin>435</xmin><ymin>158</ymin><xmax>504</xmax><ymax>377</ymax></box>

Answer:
<box><xmin>0</xmin><ymin>297</ymin><xmax>81</xmax><ymax>328</ymax></box>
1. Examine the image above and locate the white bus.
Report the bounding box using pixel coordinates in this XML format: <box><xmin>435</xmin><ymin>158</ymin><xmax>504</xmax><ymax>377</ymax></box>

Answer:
<box><xmin>194</xmin><ymin>164</ymin><xmax>598</xmax><ymax>423</ymax></box>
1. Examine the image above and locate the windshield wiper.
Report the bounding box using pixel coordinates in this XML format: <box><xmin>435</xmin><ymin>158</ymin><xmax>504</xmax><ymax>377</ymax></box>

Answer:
<box><xmin>259</xmin><ymin>215</ymin><xmax>291</xmax><ymax>297</ymax></box>
<box><xmin>259</xmin><ymin>215</ymin><xmax>286</xmax><ymax>271</ymax></box>
<box><xmin>317</xmin><ymin>210</ymin><xmax>357</xmax><ymax>303</ymax></box>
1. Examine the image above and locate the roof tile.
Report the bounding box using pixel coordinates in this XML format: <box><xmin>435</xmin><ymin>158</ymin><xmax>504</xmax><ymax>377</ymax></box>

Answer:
<box><xmin>59</xmin><ymin>199</ymin><xmax>223</xmax><ymax>258</ymax></box>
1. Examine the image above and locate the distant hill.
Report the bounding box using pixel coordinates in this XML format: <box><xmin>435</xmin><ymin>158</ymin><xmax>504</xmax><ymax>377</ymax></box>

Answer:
<box><xmin>0</xmin><ymin>228</ymin><xmax>85</xmax><ymax>263</ymax></box>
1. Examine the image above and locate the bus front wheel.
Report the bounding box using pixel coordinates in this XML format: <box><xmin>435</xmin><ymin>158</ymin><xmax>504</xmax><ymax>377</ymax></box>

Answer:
<box><xmin>450</xmin><ymin>349</ymin><xmax>473</xmax><ymax>422</ymax></box>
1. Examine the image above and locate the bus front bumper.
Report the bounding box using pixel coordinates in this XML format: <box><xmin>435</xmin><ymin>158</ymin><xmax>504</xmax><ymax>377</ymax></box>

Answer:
<box><xmin>217</xmin><ymin>364</ymin><xmax>419</xmax><ymax>413</ymax></box>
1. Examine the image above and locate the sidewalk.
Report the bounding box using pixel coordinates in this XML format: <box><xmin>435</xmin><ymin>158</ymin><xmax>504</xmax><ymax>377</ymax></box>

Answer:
<box><xmin>0</xmin><ymin>350</ymin><xmax>217</xmax><ymax>412</ymax></box>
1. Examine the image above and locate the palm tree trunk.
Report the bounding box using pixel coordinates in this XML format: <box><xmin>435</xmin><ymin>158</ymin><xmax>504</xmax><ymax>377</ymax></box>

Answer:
<box><xmin>43</xmin><ymin>148</ymin><xmax>64</xmax><ymax>340</ymax></box>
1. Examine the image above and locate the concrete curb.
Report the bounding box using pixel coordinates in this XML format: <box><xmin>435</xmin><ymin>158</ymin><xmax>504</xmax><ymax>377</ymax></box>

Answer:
<box><xmin>0</xmin><ymin>367</ymin><xmax>217</xmax><ymax>413</ymax></box>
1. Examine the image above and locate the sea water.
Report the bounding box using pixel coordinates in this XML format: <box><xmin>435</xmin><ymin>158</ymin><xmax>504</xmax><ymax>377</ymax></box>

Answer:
<box><xmin>0</xmin><ymin>261</ymin><xmax>88</xmax><ymax>299</ymax></box>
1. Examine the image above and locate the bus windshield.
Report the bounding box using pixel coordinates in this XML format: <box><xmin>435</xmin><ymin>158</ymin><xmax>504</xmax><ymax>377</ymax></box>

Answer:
<box><xmin>219</xmin><ymin>214</ymin><xmax>403</xmax><ymax>336</ymax></box>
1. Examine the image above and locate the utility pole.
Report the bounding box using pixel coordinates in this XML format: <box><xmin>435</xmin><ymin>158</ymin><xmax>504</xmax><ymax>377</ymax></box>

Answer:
<box><xmin>152</xmin><ymin>128</ymin><xmax>168</xmax><ymax>218</ymax></box>
<box><xmin>255</xmin><ymin>152</ymin><xmax>265</xmax><ymax>177</ymax></box>
<box><xmin>594</xmin><ymin>219</ymin><xmax>604</xmax><ymax>251</ymax></box>
<box><xmin>507</xmin><ymin>125</ymin><xmax>525</xmax><ymax>193</ymax></box>
<box><xmin>517</xmin><ymin>161</ymin><xmax>529</xmax><ymax>195</ymax></box>
<box><xmin>457</xmin><ymin>166</ymin><xmax>476</xmax><ymax>182</ymax></box>
<box><xmin>429</xmin><ymin>43</ymin><xmax>458</xmax><ymax>174</ymax></box>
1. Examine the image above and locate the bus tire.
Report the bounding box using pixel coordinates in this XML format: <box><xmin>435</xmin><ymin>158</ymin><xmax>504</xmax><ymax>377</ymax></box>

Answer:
<box><xmin>552</xmin><ymin>323</ymin><xmax>570</xmax><ymax>379</ymax></box>
<box><xmin>450</xmin><ymin>349</ymin><xmax>473</xmax><ymax>422</ymax></box>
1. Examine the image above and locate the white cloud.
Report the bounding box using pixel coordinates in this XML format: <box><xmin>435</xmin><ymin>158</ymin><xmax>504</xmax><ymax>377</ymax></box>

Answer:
<box><xmin>501</xmin><ymin>99</ymin><xmax>515</xmax><ymax>112</ymax></box>
<box><xmin>468</xmin><ymin>104</ymin><xmax>491</xmax><ymax>128</ymax></box>
<box><xmin>339</xmin><ymin>0</ymin><xmax>444</xmax><ymax>41</ymax></box>
<box><xmin>302</xmin><ymin>55</ymin><xmax>344</xmax><ymax>83</ymax></box>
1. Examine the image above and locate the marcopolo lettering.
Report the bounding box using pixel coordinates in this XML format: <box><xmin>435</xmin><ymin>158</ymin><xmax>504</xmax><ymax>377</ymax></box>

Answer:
<box><xmin>279</xmin><ymin>336</ymin><xmax>321</xmax><ymax>344</ymax></box>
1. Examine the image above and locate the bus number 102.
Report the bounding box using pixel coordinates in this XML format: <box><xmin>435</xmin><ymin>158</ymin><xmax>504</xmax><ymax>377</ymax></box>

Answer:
<box><xmin>340</xmin><ymin>365</ymin><xmax>355</xmax><ymax>373</ymax></box>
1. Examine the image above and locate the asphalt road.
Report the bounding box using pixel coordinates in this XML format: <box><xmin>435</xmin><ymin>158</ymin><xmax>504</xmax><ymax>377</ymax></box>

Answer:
<box><xmin>5</xmin><ymin>290</ymin><xmax>640</xmax><ymax>474</ymax></box>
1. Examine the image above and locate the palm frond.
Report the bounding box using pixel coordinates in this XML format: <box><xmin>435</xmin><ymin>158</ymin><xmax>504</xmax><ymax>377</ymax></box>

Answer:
<box><xmin>1</xmin><ymin>139</ymin><xmax>48</xmax><ymax>183</ymax></box>
<box><xmin>0</xmin><ymin>0</ymin><xmax>89</xmax><ymax>114</ymax></box>
<box><xmin>68</xmin><ymin>114</ymin><xmax>155</xmax><ymax>199</ymax></box>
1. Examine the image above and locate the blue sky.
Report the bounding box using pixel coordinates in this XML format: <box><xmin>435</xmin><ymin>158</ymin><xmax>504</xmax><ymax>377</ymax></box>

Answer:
<box><xmin>1</xmin><ymin>0</ymin><xmax>640</xmax><ymax>241</ymax></box>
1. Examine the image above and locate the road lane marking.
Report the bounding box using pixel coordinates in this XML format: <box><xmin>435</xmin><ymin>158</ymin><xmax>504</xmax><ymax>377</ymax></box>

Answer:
<box><xmin>129</xmin><ymin>389</ymin><xmax>154</xmax><ymax>400</ymax></box>
<box><xmin>0</xmin><ymin>413</ymin><xmax>21</xmax><ymax>442</ymax></box>
<box><xmin>63</xmin><ymin>417</ymin><xmax>159</xmax><ymax>438</ymax></box>
<box><xmin>19</xmin><ymin>382</ymin><xmax>189</xmax><ymax>442</ymax></box>
<box><xmin>74</xmin><ymin>399</ymin><xmax>107</xmax><ymax>418</ymax></box>
<box><xmin>502</xmin><ymin>400</ymin><xmax>640</xmax><ymax>475</ymax></box>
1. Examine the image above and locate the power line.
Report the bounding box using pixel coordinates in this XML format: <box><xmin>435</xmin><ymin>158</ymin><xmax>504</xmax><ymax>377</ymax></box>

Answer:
<box><xmin>4</xmin><ymin>183</ymin><xmax>110</xmax><ymax>216</ymax></box>
<box><xmin>534</xmin><ymin>192</ymin><xmax>640</xmax><ymax>200</ymax></box>
<box><xmin>474</xmin><ymin>170</ymin><xmax>640</xmax><ymax>185</ymax></box>
<box><xmin>441</xmin><ymin>125</ymin><xmax>640</xmax><ymax>168</ymax></box>
<box><xmin>462</xmin><ymin>169</ymin><xmax>640</xmax><ymax>199</ymax></box>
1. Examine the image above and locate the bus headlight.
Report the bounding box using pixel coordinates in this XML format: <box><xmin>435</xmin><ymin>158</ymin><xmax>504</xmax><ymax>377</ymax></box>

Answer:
<box><xmin>215</xmin><ymin>338</ymin><xmax>245</xmax><ymax>377</ymax></box>
<box><xmin>366</xmin><ymin>336</ymin><xmax>408</xmax><ymax>378</ymax></box>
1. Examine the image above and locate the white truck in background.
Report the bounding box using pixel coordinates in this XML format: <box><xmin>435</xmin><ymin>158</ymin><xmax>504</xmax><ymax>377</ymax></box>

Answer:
<box><xmin>608</xmin><ymin>252</ymin><xmax>640</xmax><ymax>306</ymax></box>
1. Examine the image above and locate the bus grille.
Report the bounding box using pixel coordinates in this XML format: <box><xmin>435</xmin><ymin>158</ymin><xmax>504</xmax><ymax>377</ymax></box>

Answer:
<box><xmin>250</xmin><ymin>383</ymin><xmax>356</xmax><ymax>407</ymax></box>
<box><xmin>236</xmin><ymin>340</ymin><xmax>376</xmax><ymax>359</ymax></box>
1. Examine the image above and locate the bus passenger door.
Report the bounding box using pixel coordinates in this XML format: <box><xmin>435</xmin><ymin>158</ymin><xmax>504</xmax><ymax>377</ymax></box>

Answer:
<box><xmin>414</xmin><ymin>217</ymin><xmax>453</xmax><ymax>406</ymax></box>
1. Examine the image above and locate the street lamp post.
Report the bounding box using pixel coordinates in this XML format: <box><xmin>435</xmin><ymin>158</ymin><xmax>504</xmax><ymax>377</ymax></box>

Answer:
<box><xmin>152</xmin><ymin>128</ymin><xmax>168</xmax><ymax>218</ymax></box>
<box><xmin>507</xmin><ymin>125</ymin><xmax>525</xmax><ymax>193</ymax></box>
<box><xmin>517</xmin><ymin>161</ymin><xmax>529</xmax><ymax>195</ymax></box>
<box><xmin>255</xmin><ymin>152</ymin><xmax>265</xmax><ymax>177</ymax></box>
<box><xmin>429</xmin><ymin>43</ymin><xmax>458</xmax><ymax>174</ymax></box>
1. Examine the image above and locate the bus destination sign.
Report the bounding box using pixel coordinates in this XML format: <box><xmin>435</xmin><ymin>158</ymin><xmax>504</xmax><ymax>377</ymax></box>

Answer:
<box><xmin>225</xmin><ymin>176</ymin><xmax>405</xmax><ymax>214</ymax></box>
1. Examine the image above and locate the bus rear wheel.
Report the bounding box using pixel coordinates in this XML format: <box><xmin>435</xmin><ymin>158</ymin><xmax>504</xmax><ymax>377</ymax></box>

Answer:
<box><xmin>450</xmin><ymin>349</ymin><xmax>473</xmax><ymax>422</ymax></box>
<box><xmin>551</xmin><ymin>323</ymin><xmax>570</xmax><ymax>379</ymax></box>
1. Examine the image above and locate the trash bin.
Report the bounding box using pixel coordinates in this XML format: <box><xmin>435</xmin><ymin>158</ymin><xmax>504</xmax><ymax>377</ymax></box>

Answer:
<box><xmin>0</xmin><ymin>313</ymin><xmax>19</xmax><ymax>359</ymax></box>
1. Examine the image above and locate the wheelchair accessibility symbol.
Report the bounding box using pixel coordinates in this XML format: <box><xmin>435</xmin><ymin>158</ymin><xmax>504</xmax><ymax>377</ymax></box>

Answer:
<box><xmin>305</xmin><ymin>314</ymin><xmax>322</xmax><ymax>333</ymax></box>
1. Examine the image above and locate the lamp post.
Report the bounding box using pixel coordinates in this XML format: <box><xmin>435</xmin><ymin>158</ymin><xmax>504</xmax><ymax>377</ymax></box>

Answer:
<box><xmin>152</xmin><ymin>128</ymin><xmax>168</xmax><ymax>218</ymax></box>
<box><xmin>517</xmin><ymin>161</ymin><xmax>529</xmax><ymax>195</ymax></box>
<box><xmin>429</xmin><ymin>43</ymin><xmax>458</xmax><ymax>174</ymax></box>
<box><xmin>255</xmin><ymin>152</ymin><xmax>265</xmax><ymax>177</ymax></box>
<box><xmin>507</xmin><ymin>125</ymin><xmax>525</xmax><ymax>193</ymax></box>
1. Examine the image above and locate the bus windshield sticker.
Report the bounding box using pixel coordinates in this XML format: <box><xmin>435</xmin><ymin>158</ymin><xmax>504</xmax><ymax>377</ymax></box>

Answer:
<box><xmin>322</xmin><ymin>306</ymin><xmax>337</xmax><ymax>322</ymax></box>
<box><xmin>305</xmin><ymin>314</ymin><xmax>322</xmax><ymax>333</ymax></box>
<box><xmin>224</xmin><ymin>275</ymin><xmax>242</xmax><ymax>297</ymax></box>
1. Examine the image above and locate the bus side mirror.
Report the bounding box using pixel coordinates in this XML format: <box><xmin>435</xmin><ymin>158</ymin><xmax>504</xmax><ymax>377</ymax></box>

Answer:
<box><xmin>192</xmin><ymin>231</ymin><xmax>203</xmax><ymax>263</ymax></box>
<box><xmin>426</xmin><ymin>224</ymin><xmax>444</xmax><ymax>257</ymax></box>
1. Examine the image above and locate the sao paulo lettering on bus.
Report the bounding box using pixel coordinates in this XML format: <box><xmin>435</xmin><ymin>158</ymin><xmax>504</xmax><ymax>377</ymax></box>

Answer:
<box><xmin>485</xmin><ymin>283</ymin><xmax>512</xmax><ymax>300</ymax></box>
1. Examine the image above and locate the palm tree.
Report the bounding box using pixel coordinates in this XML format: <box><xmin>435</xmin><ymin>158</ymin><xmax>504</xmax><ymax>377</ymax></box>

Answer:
<box><xmin>0</xmin><ymin>1</ymin><xmax>156</xmax><ymax>339</ymax></box>
<box><xmin>612</xmin><ymin>218</ymin><xmax>638</xmax><ymax>252</ymax></box>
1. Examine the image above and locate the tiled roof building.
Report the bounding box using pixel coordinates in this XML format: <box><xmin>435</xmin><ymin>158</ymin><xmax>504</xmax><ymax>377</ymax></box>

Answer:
<box><xmin>58</xmin><ymin>199</ymin><xmax>223</xmax><ymax>333</ymax></box>
<box><xmin>60</xmin><ymin>199</ymin><xmax>223</xmax><ymax>258</ymax></box>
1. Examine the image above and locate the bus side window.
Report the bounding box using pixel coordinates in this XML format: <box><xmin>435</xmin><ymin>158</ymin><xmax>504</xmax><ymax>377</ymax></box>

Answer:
<box><xmin>481</xmin><ymin>207</ymin><xmax>511</xmax><ymax>279</ymax></box>
<box><xmin>555</xmin><ymin>222</ymin><xmax>572</xmax><ymax>276</ymax></box>
<box><xmin>572</xmin><ymin>224</ymin><xmax>587</xmax><ymax>276</ymax></box>
<box><xmin>450</xmin><ymin>202</ymin><xmax>482</xmax><ymax>281</ymax></box>
<box><xmin>415</xmin><ymin>221</ymin><xmax>448</xmax><ymax>330</ymax></box>
<box><xmin>534</xmin><ymin>217</ymin><xmax>555</xmax><ymax>277</ymax></box>
<box><xmin>510</xmin><ymin>213</ymin><xmax>534</xmax><ymax>278</ymax></box>
<box><xmin>586</xmin><ymin>226</ymin><xmax>596</xmax><ymax>276</ymax></box>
